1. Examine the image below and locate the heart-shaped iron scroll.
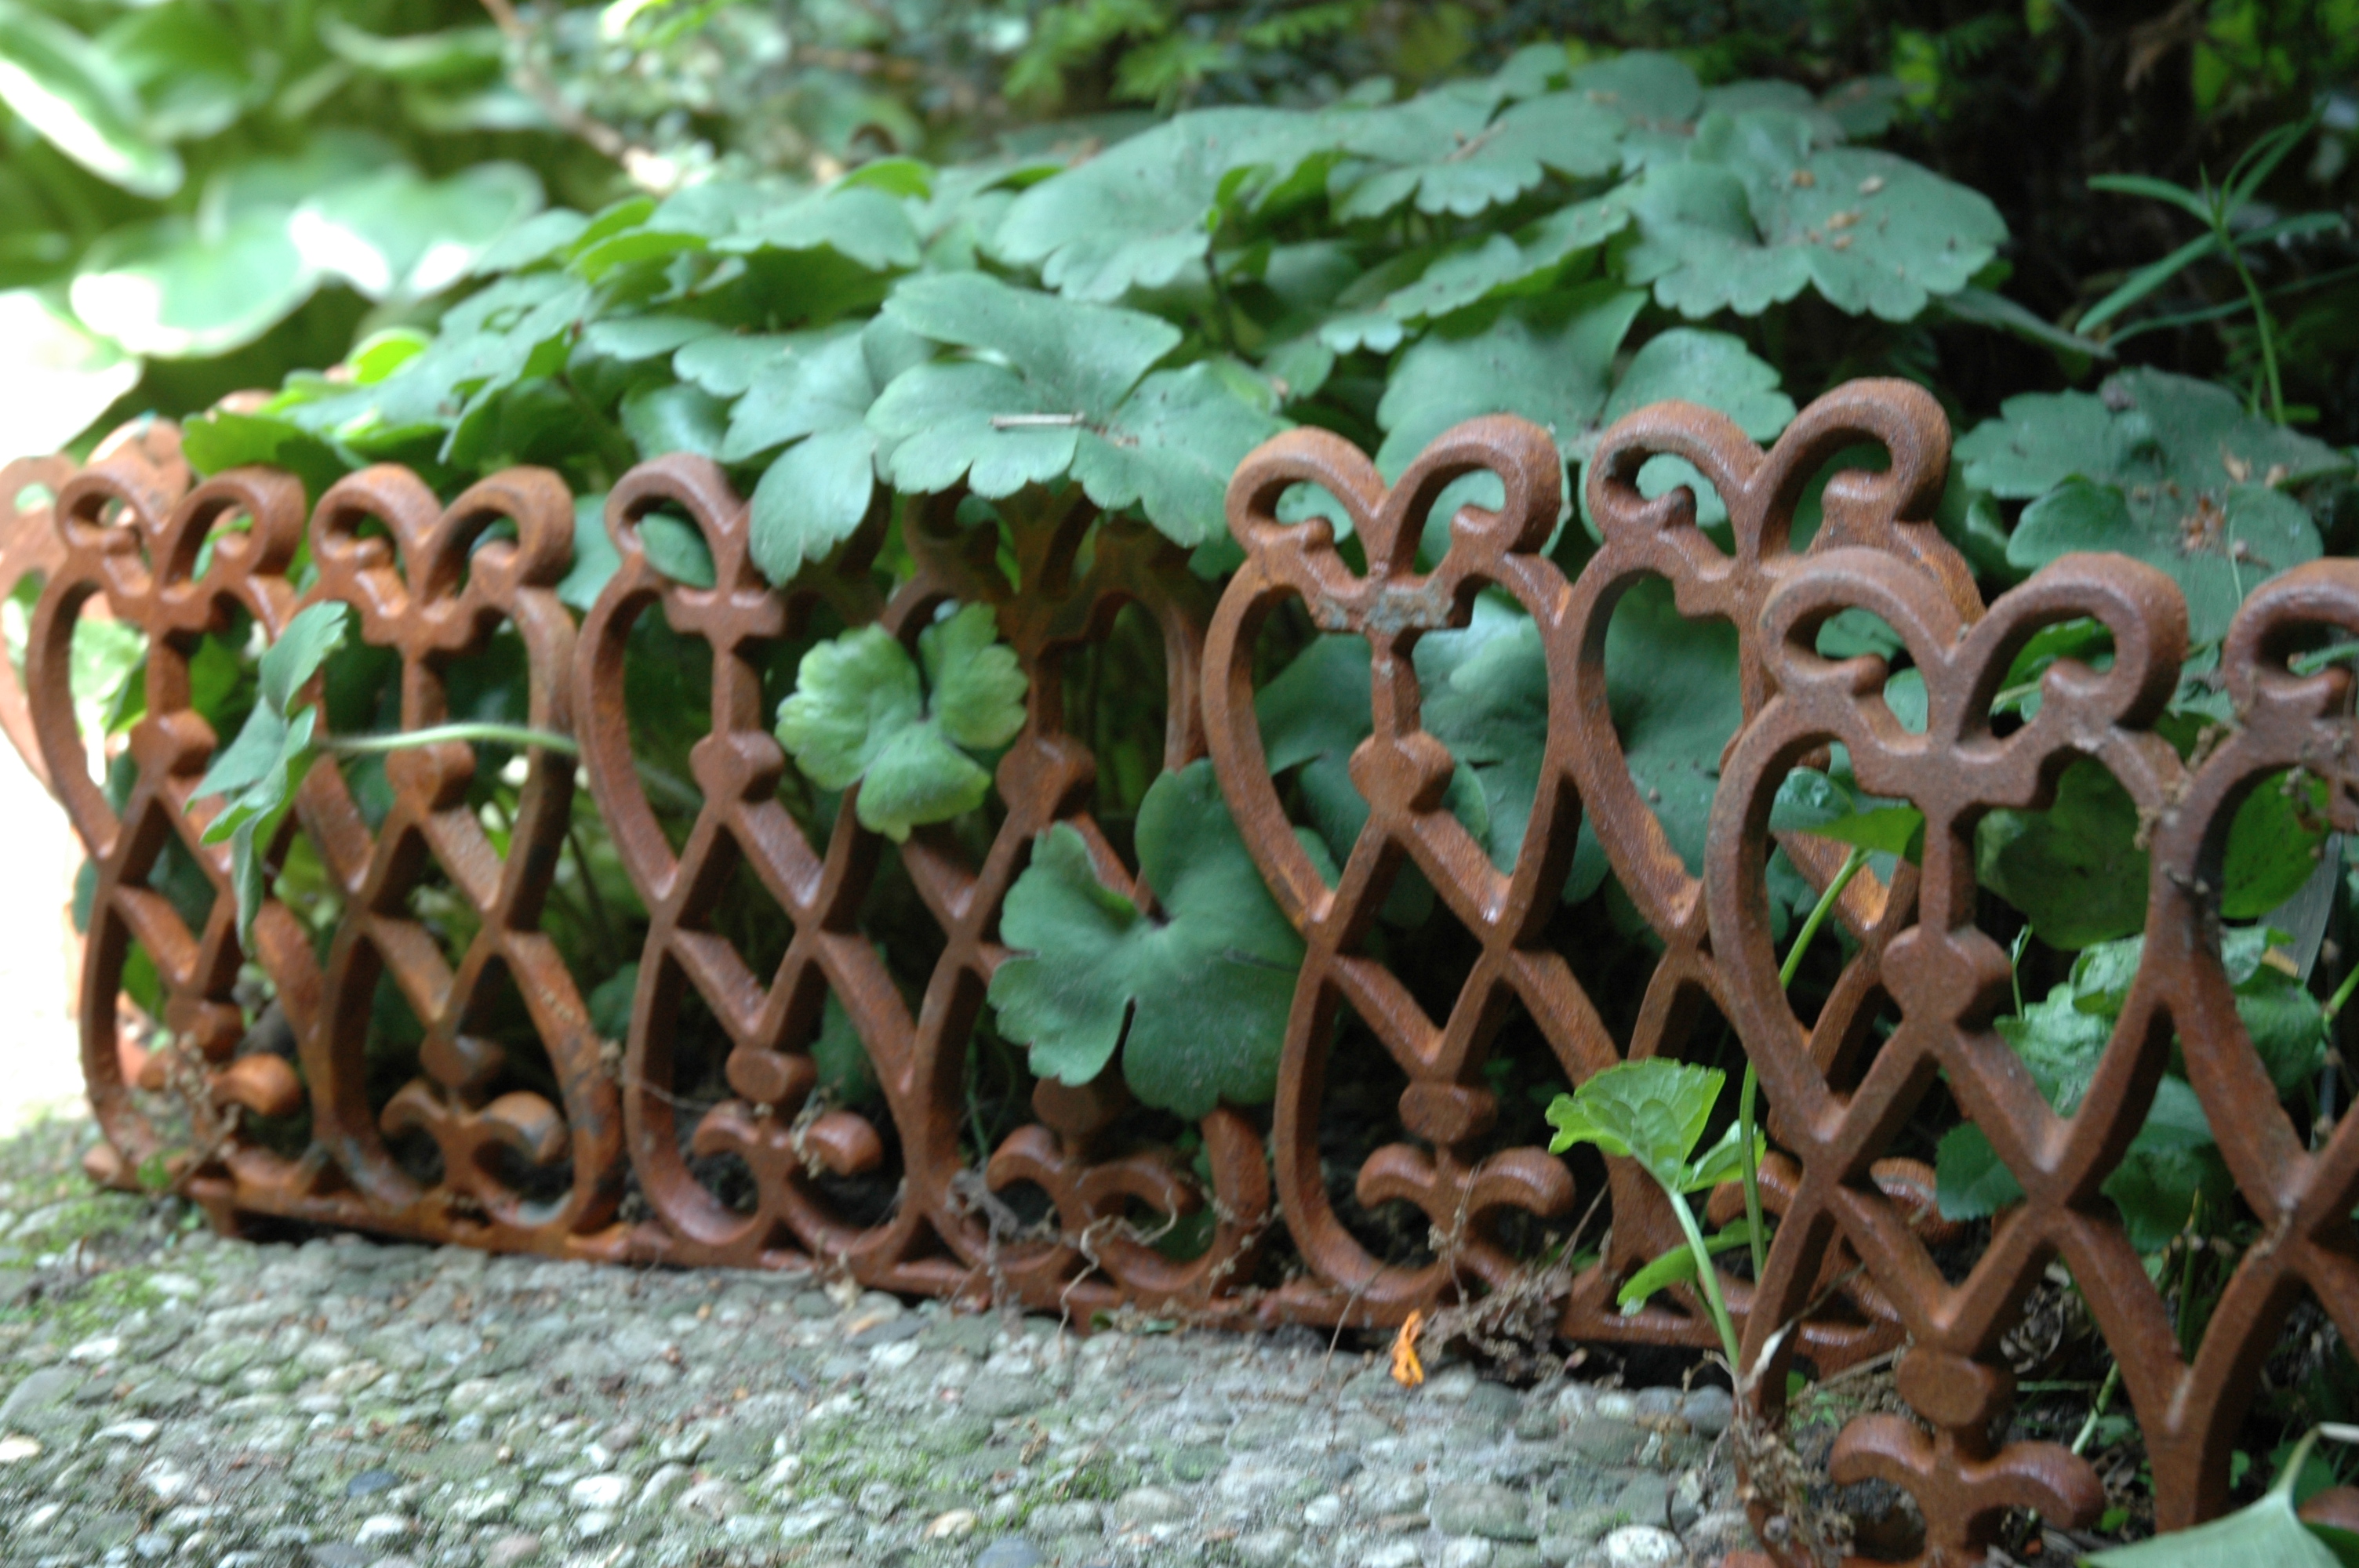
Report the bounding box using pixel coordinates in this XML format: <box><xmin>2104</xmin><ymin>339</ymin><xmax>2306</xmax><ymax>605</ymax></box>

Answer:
<box><xmin>574</xmin><ymin>459</ymin><xmax>1266</xmax><ymax>1311</ymax></box>
<box><xmin>1204</xmin><ymin>385</ymin><xmax>1976</xmax><ymax>1348</ymax></box>
<box><xmin>289</xmin><ymin>466</ymin><xmax>625</xmax><ymax>1252</ymax></box>
<box><xmin>27</xmin><ymin>443</ymin><xmax>320</xmax><ymax>1214</ymax></box>
<box><xmin>1712</xmin><ymin>546</ymin><xmax>2188</xmax><ymax>1563</ymax></box>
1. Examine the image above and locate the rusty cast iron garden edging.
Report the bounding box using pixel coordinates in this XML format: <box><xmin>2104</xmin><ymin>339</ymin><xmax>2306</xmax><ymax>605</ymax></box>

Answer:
<box><xmin>4</xmin><ymin>380</ymin><xmax>2355</xmax><ymax>1567</ymax></box>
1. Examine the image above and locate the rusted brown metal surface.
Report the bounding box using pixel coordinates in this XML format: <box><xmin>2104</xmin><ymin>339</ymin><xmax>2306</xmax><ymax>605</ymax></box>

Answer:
<box><xmin>9</xmin><ymin>379</ymin><xmax>2356</xmax><ymax>1566</ymax></box>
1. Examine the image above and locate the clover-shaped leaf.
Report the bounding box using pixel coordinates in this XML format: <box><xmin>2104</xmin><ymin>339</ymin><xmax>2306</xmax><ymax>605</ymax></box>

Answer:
<box><xmin>774</xmin><ymin>604</ymin><xmax>1027</xmax><ymax>842</ymax></box>
<box><xmin>1957</xmin><ymin>368</ymin><xmax>2350</xmax><ymax>644</ymax></box>
<box><xmin>987</xmin><ymin>760</ymin><xmax>1307</xmax><ymax>1119</ymax></box>
<box><xmin>1619</xmin><ymin>108</ymin><xmax>2005</xmax><ymax>321</ymax></box>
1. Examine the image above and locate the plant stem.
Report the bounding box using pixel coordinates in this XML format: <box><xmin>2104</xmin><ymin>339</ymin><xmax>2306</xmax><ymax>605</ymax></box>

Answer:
<box><xmin>2220</xmin><ymin>222</ymin><xmax>2286</xmax><ymax>423</ymax></box>
<box><xmin>1739</xmin><ymin>845</ymin><xmax>1871</xmax><ymax>1279</ymax></box>
<box><xmin>324</xmin><ymin>723</ymin><xmax>580</xmax><ymax>757</ymax></box>
<box><xmin>1664</xmin><ymin>1180</ymin><xmax>1744</xmax><ymax>1370</ymax></box>
<box><xmin>2070</xmin><ymin>1360</ymin><xmax>2121</xmax><ymax>1456</ymax></box>
<box><xmin>2324</xmin><ymin>956</ymin><xmax>2359</xmax><ymax>1025</ymax></box>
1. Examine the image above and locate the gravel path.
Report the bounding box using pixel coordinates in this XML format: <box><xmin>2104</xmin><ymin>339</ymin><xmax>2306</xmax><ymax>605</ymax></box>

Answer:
<box><xmin>0</xmin><ymin>1116</ymin><xmax>1757</xmax><ymax>1568</ymax></box>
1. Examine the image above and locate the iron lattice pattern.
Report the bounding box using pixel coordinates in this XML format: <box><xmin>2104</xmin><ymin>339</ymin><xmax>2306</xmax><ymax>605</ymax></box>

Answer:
<box><xmin>4</xmin><ymin>382</ymin><xmax>2356</xmax><ymax>1565</ymax></box>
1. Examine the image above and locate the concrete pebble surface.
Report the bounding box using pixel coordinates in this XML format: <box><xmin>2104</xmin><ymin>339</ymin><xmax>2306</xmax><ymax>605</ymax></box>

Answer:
<box><xmin>0</xmin><ymin>1185</ymin><xmax>1758</xmax><ymax>1567</ymax></box>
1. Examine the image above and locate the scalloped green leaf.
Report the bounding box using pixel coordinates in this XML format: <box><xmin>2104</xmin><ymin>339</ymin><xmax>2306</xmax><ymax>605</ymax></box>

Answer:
<box><xmin>988</xmin><ymin>760</ymin><xmax>1305</xmax><ymax>1117</ymax></box>
<box><xmin>1620</xmin><ymin>108</ymin><xmax>2005</xmax><ymax>321</ymax></box>
<box><xmin>1331</xmin><ymin>89</ymin><xmax>1624</xmax><ymax>221</ymax></box>
<box><xmin>993</xmin><ymin>107</ymin><xmax>1339</xmax><ymax>302</ymax></box>
<box><xmin>1071</xmin><ymin>363</ymin><xmax>1289</xmax><ymax>547</ymax></box>
<box><xmin>1959</xmin><ymin>369</ymin><xmax>2349</xmax><ymax>644</ymax></box>
<box><xmin>1374</xmin><ymin>281</ymin><xmax>1645</xmax><ymax>476</ymax></box>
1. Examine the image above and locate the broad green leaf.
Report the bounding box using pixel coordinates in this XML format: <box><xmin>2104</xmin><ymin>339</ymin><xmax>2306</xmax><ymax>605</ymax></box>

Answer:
<box><xmin>199</xmin><ymin>704</ymin><xmax>314</xmax><ymax>846</ymax></box>
<box><xmin>0</xmin><ymin>289</ymin><xmax>140</xmax><ymax>465</ymax></box>
<box><xmin>1616</xmin><ymin>1221</ymin><xmax>1755</xmax><ymax>1313</ymax></box>
<box><xmin>1935</xmin><ymin>1124</ymin><xmax>2022</xmax><ymax>1222</ymax></box>
<box><xmin>854</xmin><ymin>722</ymin><xmax>994</xmax><ymax>837</ymax></box>
<box><xmin>1603</xmin><ymin>328</ymin><xmax>1797</xmax><ymax>436</ymax></box>
<box><xmin>179</xmin><ymin>411</ymin><xmax>348</xmax><ymax>499</ymax></box>
<box><xmin>620</xmin><ymin>383</ymin><xmax>727</xmax><ymax>460</ymax></box>
<box><xmin>1978</xmin><ymin>760</ymin><xmax>2150</xmax><ymax>950</ymax></box>
<box><xmin>882</xmin><ymin>271</ymin><xmax>1180</xmax><ymax>416</ymax></box>
<box><xmin>1982</xmin><ymin>757</ymin><xmax>2331</xmax><ymax>947</ymax></box>
<box><xmin>1328</xmin><ymin>198</ymin><xmax>1630</xmax><ymax>346</ymax></box>
<box><xmin>720</xmin><ymin>326</ymin><xmax>876</xmax><ymax>461</ymax></box>
<box><xmin>1568</xmin><ymin>575</ymin><xmax>1744</xmax><ymax>900</ymax></box>
<box><xmin>1804</xmin><ymin>804</ymin><xmax>1925</xmax><ymax>860</ymax></box>
<box><xmin>1961</xmin><ymin>369</ymin><xmax>2349</xmax><ymax>643</ymax></box>
<box><xmin>71</xmin><ymin>214</ymin><xmax>314</xmax><ymax>359</ymax></box>
<box><xmin>318</xmin><ymin>16</ymin><xmax>504</xmax><ymax>82</ymax></box>
<box><xmin>748</xmin><ymin>425</ymin><xmax>880</xmax><ymax>586</ymax></box>
<box><xmin>1375</xmin><ymin>282</ymin><xmax>1645</xmax><ymax>477</ymax></box>
<box><xmin>1332</xmin><ymin>89</ymin><xmax>1624</xmax><ymax>220</ymax></box>
<box><xmin>676</xmin><ymin>332</ymin><xmax>804</xmax><ymax>398</ymax></box>
<box><xmin>993</xmin><ymin>108</ymin><xmax>1339</xmax><ymax>301</ymax></box>
<box><xmin>467</xmin><ymin>209</ymin><xmax>590</xmax><ymax>276</ymax></box>
<box><xmin>558</xmin><ymin>492</ymin><xmax>620</xmax><ymax>612</ymax></box>
<box><xmin>1070</xmin><ymin>363</ymin><xmax>1290</xmax><ymax>547</ymax></box>
<box><xmin>0</xmin><ymin>1</ymin><xmax>180</xmax><ymax>197</ymax></box>
<box><xmin>2105</xmin><ymin>1128</ymin><xmax>2232</xmax><ymax>1254</ymax></box>
<box><xmin>580</xmin><ymin>315</ymin><xmax>724</xmax><ymax>365</ymax></box>
<box><xmin>194</xmin><ymin>704</ymin><xmax>293</xmax><ymax>811</ymax></box>
<box><xmin>1997</xmin><ymin>982</ymin><xmax>2117</xmax><ymax>1115</ymax></box>
<box><xmin>989</xmin><ymin>760</ymin><xmax>1306</xmax><ymax>1117</ymax></box>
<box><xmin>773</xmin><ymin>607</ymin><xmax>1025</xmax><ymax>841</ymax></box>
<box><xmin>349</xmin><ymin>329</ymin><xmax>430</xmax><ymax>385</ymax></box>
<box><xmin>307</xmin><ymin>273</ymin><xmax>588</xmax><ymax>443</ymax></box>
<box><xmin>1620</xmin><ymin>109</ymin><xmax>2005</xmax><ymax>321</ymax></box>
<box><xmin>1685</xmin><ymin>1118</ymin><xmax>1765</xmax><ymax>1193</ymax></box>
<box><xmin>1419</xmin><ymin>597</ymin><xmax>1552</xmax><ymax>874</ymax></box>
<box><xmin>868</xmin><ymin>359</ymin><xmax>1084</xmax><ymax>499</ymax></box>
<box><xmin>1571</xmin><ymin>50</ymin><xmax>1703</xmax><ymax>129</ymax></box>
<box><xmin>99</xmin><ymin>3</ymin><xmax>252</xmax><ymax>143</ymax></box>
<box><xmin>2013</xmin><ymin>480</ymin><xmax>2319</xmax><ymax>648</ymax></box>
<box><xmin>719</xmin><ymin>184</ymin><xmax>922</xmax><ymax>273</ymax></box>
<box><xmin>1598</xmin><ymin>328</ymin><xmax>1797</xmax><ymax>533</ymax></box>
<box><xmin>637</xmin><ymin>513</ymin><xmax>716</xmax><ymax>590</ymax></box>
<box><xmin>292</xmin><ymin>163</ymin><xmax>544</xmax><ymax>301</ymax></box>
<box><xmin>2085</xmin><ymin>1472</ymin><xmax>2343</xmax><ymax>1567</ymax></box>
<box><xmin>1545</xmin><ymin>1058</ymin><xmax>1725</xmax><ymax>1191</ymax></box>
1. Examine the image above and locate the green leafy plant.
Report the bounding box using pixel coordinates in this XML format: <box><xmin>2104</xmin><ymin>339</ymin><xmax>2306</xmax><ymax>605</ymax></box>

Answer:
<box><xmin>192</xmin><ymin>601</ymin><xmax>580</xmax><ymax>938</ymax></box>
<box><xmin>773</xmin><ymin>604</ymin><xmax>1027</xmax><ymax>842</ymax></box>
<box><xmin>2080</xmin><ymin>115</ymin><xmax>2346</xmax><ymax>424</ymax></box>
<box><xmin>1546</xmin><ymin>1059</ymin><xmax>1763</xmax><ymax>1368</ymax></box>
